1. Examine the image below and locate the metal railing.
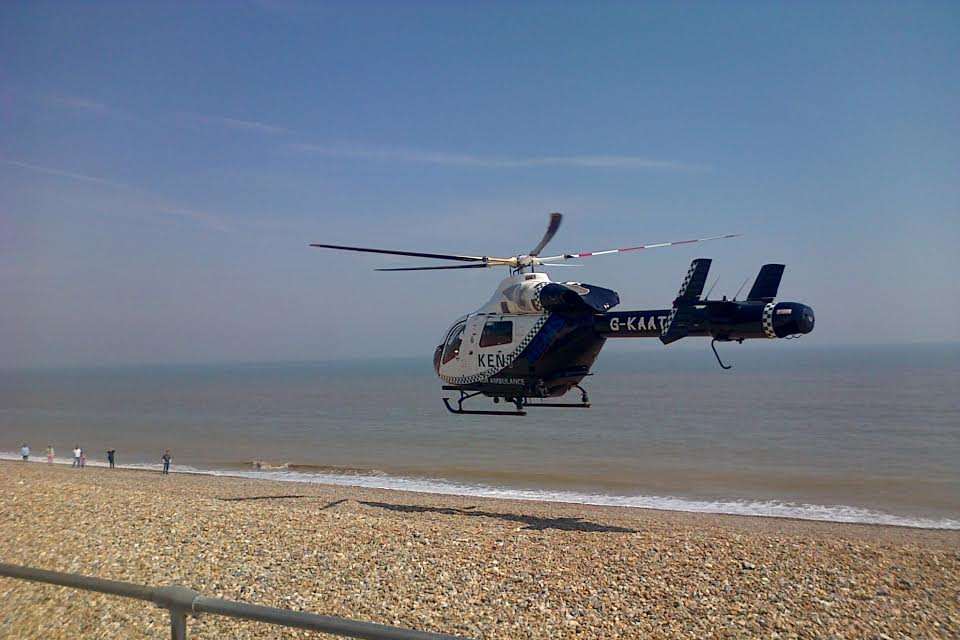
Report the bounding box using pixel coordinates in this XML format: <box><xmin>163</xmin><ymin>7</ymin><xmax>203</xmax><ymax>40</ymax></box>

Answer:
<box><xmin>0</xmin><ymin>563</ymin><xmax>472</xmax><ymax>640</ymax></box>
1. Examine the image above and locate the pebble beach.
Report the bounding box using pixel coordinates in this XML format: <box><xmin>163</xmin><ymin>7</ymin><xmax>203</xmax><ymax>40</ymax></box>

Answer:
<box><xmin>1</xmin><ymin>460</ymin><xmax>958</xmax><ymax>639</ymax></box>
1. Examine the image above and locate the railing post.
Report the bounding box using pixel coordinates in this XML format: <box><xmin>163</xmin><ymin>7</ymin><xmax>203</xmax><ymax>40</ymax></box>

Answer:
<box><xmin>169</xmin><ymin>607</ymin><xmax>188</xmax><ymax>640</ymax></box>
<box><xmin>152</xmin><ymin>585</ymin><xmax>200</xmax><ymax>640</ymax></box>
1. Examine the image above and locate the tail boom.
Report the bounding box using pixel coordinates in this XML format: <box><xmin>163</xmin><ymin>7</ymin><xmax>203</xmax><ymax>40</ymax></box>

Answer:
<box><xmin>595</xmin><ymin>301</ymin><xmax>813</xmax><ymax>341</ymax></box>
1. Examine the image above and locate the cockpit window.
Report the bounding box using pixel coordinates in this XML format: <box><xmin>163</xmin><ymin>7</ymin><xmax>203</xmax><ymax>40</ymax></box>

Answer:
<box><xmin>480</xmin><ymin>320</ymin><xmax>513</xmax><ymax>348</ymax></box>
<box><xmin>441</xmin><ymin>322</ymin><xmax>466</xmax><ymax>364</ymax></box>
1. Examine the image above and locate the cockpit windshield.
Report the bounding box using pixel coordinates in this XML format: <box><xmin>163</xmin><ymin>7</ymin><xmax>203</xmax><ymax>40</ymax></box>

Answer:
<box><xmin>441</xmin><ymin>322</ymin><xmax>466</xmax><ymax>365</ymax></box>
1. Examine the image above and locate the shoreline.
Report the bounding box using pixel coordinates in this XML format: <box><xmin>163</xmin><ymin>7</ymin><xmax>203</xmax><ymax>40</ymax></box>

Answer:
<box><xmin>2</xmin><ymin>461</ymin><xmax>958</xmax><ymax>638</ymax></box>
<box><xmin>3</xmin><ymin>451</ymin><xmax>957</xmax><ymax>531</ymax></box>
<box><xmin>4</xmin><ymin>457</ymin><xmax>960</xmax><ymax>545</ymax></box>
<box><xmin>4</xmin><ymin>459</ymin><xmax>959</xmax><ymax>543</ymax></box>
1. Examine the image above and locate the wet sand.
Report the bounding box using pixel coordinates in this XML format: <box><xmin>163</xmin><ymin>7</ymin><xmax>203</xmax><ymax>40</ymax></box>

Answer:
<box><xmin>0</xmin><ymin>460</ymin><xmax>957</xmax><ymax>638</ymax></box>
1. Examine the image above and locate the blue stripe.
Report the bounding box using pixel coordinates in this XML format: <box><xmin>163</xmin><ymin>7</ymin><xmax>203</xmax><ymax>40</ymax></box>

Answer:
<box><xmin>523</xmin><ymin>314</ymin><xmax>566</xmax><ymax>363</ymax></box>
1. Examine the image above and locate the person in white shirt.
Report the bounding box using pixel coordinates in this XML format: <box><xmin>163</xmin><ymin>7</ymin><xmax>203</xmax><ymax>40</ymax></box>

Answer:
<box><xmin>72</xmin><ymin>446</ymin><xmax>82</xmax><ymax>468</ymax></box>
<box><xmin>20</xmin><ymin>444</ymin><xmax>30</xmax><ymax>461</ymax></box>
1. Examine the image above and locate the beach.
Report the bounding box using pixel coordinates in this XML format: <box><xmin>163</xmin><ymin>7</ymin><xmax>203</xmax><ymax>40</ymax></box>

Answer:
<box><xmin>0</xmin><ymin>461</ymin><xmax>957</xmax><ymax>639</ymax></box>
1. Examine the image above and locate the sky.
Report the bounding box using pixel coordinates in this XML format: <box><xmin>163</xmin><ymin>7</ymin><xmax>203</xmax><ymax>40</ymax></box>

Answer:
<box><xmin>1</xmin><ymin>1</ymin><xmax>958</xmax><ymax>367</ymax></box>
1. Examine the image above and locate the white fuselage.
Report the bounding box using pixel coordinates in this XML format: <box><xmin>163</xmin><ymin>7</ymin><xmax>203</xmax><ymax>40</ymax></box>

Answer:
<box><xmin>435</xmin><ymin>272</ymin><xmax>555</xmax><ymax>386</ymax></box>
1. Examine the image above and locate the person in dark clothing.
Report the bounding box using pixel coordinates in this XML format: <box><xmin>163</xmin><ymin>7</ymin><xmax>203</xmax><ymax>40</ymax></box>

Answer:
<box><xmin>161</xmin><ymin>449</ymin><xmax>172</xmax><ymax>475</ymax></box>
<box><xmin>106</xmin><ymin>449</ymin><xmax>116</xmax><ymax>468</ymax></box>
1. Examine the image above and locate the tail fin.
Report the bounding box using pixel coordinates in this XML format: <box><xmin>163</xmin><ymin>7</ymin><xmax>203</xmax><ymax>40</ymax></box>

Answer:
<box><xmin>660</xmin><ymin>259</ymin><xmax>712</xmax><ymax>344</ymax></box>
<box><xmin>746</xmin><ymin>264</ymin><xmax>785</xmax><ymax>303</ymax></box>
<box><xmin>673</xmin><ymin>258</ymin><xmax>712</xmax><ymax>304</ymax></box>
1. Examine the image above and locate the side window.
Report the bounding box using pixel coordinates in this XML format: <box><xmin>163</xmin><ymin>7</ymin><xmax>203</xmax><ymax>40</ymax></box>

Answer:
<box><xmin>480</xmin><ymin>320</ymin><xmax>513</xmax><ymax>348</ymax></box>
<box><xmin>442</xmin><ymin>323</ymin><xmax>466</xmax><ymax>364</ymax></box>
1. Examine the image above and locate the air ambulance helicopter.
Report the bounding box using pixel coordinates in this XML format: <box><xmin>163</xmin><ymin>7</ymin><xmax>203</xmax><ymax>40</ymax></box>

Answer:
<box><xmin>311</xmin><ymin>213</ymin><xmax>815</xmax><ymax>416</ymax></box>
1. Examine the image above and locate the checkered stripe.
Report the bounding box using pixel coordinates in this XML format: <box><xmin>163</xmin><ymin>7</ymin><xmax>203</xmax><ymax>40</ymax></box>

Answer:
<box><xmin>440</xmin><ymin>314</ymin><xmax>551</xmax><ymax>386</ymax></box>
<box><xmin>661</xmin><ymin>308</ymin><xmax>677</xmax><ymax>336</ymax></box>
<box><xmin>676</xmin><ymin>261</ymin><xmax>698</xmax><ymax>299</ymax></box>
<box><xmin>662</xmin><ymin>262</ymin><xmax>697</xmax><ymax>336</ymax></box>
<box><xmin>530</xmin><ymin>282</ymin><xmax>547</xmax><ymax>312</ymax></box>
<box><xmin>762</xmin><ymin>302</ymin><xmax>777</xmax><ymax>339</ymax></box>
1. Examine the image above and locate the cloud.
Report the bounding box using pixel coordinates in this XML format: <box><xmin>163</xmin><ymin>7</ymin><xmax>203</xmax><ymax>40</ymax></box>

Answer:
<box><xmin>49</xmin><ymin>96</ymin><xmax>110</xmax><ymax>114</ymax></box>
<box><xmin>45</xmin><ymin>95</ymin><xmax>703</xmax><ymax>171</ymax></box>
<box><xmin>0</xmin><ymin>159</ymin><xmax>129</xmax><ymax>189</ymax></box>
<box><xmin>289</xmin><ymin>143</ymin><xmax>705</xmax><ymax>171</ymax></box>
<box><xmin>50</xmin><ymin>95</ymin><xmax>287</xmax><ymax>136</ymax></box>
<box><xmin>183</xmin><ymin>113</ymin><xmax>291</xmax><ymax>135</ymax></box>
<box><xmin>151</xmin><ymin>206</ymin><xmax>232</xmax><ymax>232</ymax></box>
<box><xmin>520</xmin><ymin>155</ymin><xmax>702</xmax><ymax>170</ymax></box>
<box><xmin>248</xmin><ymin>0</ymin><xmax>313</xmax><ymax>13</ymax></box>
<box><xmin>48</xmin><ymin>95</ymin><xmax>148</xmax><ymax>124</ymax></box>
<box><xmin>0</xmin><ymin>158</ymin><xmax>231</xmax><ymax>232</ymax></box>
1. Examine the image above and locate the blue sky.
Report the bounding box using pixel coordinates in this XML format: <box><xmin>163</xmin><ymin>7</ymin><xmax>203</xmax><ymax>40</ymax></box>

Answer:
<box><xmin>1</xmin><ymin>1</ymin><xmax>958</xmax><ymax>366</ymax></box>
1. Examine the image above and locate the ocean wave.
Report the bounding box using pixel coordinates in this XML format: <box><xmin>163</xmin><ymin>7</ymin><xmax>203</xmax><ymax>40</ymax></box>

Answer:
<box><xmin>3</xmin><ymin>451</ymin><xmax>958</xmax><ymax>530</ymax></box>
<box><xmin>228</xmin><ymin>461</ymin><xmax>384</xmax><ymax>475</ymax></box>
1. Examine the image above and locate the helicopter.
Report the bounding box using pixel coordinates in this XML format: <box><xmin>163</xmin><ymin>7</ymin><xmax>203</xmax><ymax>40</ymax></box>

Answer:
<box><xmin>311</xmin><ymin>213</ymin><xmax>815</xmax><ymax>416</ymax></box>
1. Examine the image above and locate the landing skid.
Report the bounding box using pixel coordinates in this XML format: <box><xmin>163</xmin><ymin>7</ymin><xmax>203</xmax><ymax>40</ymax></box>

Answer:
<box><xmin>443</xmin><ymin>391</ymin><xmax>526</xmax><ymax>416</ymax></box>
<box><xmin>523</xmin><ymin>384</ymin><xmax>591</xmax><ymax>409</ymax></box>
<box><xmin>523</xmin><ymin>402</ymin><xmax>592</xmax><ymax>408</ymax></box>
<box><xmin>442</xmin><ymin>385</ymin><xmax>591</xmax><ymax>416</ymax></box>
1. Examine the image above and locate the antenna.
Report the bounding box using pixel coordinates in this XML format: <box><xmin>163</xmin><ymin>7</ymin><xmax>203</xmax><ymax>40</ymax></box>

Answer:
<box><xmin>703</xmin><ymin>277</ymin><xmax>719</xmax><ymax>300</ymax></box>
<box><xmin>733</xmin><ymin>277</ymin><xmax>750</xmax><ymax>301</ymax></box>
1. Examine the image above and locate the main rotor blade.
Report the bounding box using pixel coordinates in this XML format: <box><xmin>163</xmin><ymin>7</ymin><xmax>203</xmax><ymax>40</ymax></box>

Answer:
<box><xmin>310</xmin><ymin>243</ymin><xmax>486</xmax><ymax>263</ymax></box>
<box><xmin>374</xmin><ymin>263</ymin><xmax>494</xmax><ymax>271</ymax></box>
<box><xmin>537</xmin><ymin>233</ymin><xmax>740</xmax><ymax>263</ymax></box>
<box><xmin>529</xmin><ymin>212</ymin><xmax>563</xmax><ymax>257</ymax></box>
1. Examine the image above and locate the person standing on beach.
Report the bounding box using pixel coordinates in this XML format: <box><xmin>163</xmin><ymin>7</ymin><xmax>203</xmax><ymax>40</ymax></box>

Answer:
<box><xmin>79</xmin><ymin>449</ymin><xmax>86</xmax><ymax>468</ymax></box>
<box><xmin>72</xmin><ymin>446</ymin><xmax>81</xmax><ymax>467</ymax></box>
<box><xmin>161</xmin><ymin>450</ymin><xmax>172</xmax><ymax>475</ymax></box>
<box><xmin>46</xmin><ymin>445</ymin><xmax>54</xmax><ymax>464</ymax></box>
<box><xmin>106</xmin><ymin>449</ymin><xmax>116</xmax><ymax>469</ymax></box>
<box><xmin>20</xmin><ymin>443</ymin><xmax>30</xmax><ymax>461</ymax></box>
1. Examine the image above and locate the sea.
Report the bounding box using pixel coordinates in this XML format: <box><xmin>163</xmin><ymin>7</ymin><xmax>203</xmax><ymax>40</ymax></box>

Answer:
<box><xmin>2</xmin><ymin>343</ymin><xmax>958</xmax><ymax>529</ymax></box>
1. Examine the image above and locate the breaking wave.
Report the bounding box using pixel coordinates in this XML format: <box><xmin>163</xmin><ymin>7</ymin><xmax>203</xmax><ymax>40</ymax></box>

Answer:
<box><xmin>230</xmin><ymin>461</ymin><xmax>385</xmax><ymax>475</ymax></box>
<box><xmin>3</xmin><ymin>452</ymin><xmax>958</xmax><ymax>530</ymax></box>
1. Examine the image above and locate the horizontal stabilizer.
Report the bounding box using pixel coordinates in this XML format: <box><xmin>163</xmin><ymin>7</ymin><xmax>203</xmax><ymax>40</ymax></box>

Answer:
<box><xmin>674</xmin><ymin>258</ymin><xmax>712</xmax><ymax>304</ymax></box>
<box><xmin>747</xmin><ymin>264</ymin><xmax>785</xmax><ymax>302</ymax></box>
